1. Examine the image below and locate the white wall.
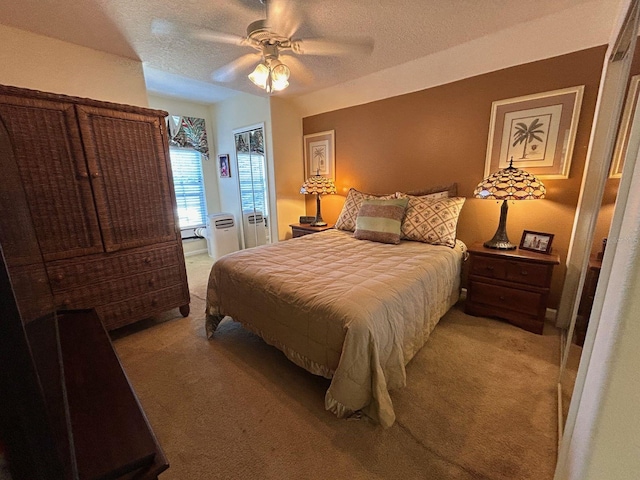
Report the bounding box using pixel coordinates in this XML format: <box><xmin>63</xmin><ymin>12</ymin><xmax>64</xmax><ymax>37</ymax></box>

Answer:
<box><xmin>269</xmin><ymin>97</ymin><xmax>306</xmax><ymax>240</ymax></box>
<box><xmin>0</xmin><ymin>24</ymin><xmax>148</xmax><ymax>106</ymax></box>
<box><xmin>148</xmin><ymin>95</ymin><xmax>220</xmax><ymax>256</ymax></box>
<box><xmin>213</xmin><ymin>92</ymin><xmax>275</xmax><ymax>246</ymax></box>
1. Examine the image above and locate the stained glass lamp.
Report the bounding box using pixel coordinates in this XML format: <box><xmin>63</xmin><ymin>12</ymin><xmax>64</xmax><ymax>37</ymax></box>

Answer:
<box><xmin>474</xmin><ymin>158</ymin><xmax>546</xmax><ymax>249</ymax></box>
<box><xmin>300</xmin><ymin>174</ymin><xmax>337</xmax><ymax>226</ymax></box>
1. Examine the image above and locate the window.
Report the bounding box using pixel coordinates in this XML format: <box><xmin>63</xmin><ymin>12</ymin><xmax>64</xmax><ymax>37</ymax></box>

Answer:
<box><xmin>237</xmin><ymin>151</ymin><xmax>268</xmax><ymax>217</ymax></box>
<box><xmin>169</xmin><ymin>147</ymin><xmax>207</xmax><ymax>229</ymax></box>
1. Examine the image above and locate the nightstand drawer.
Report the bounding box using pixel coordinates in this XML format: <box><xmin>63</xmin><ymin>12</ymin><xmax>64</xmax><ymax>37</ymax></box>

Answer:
<box><xmin>468</xmin><ymin>281</ymin><xmax>543</xmax><ymax>315</ymax></box>
<box><xmin>505</xmin><ymin>261</ymin><xmax>550</xmax><ymax>287</ymax></box>
<box><xmin>469</xmin><ymin>255</ymin><xmax>508</xmax><ymax>279</ymax></box>
<box><xmin>290</xmin><ymin>223</ymin><xmax>334</xmax><ymax>238</ymax></box>
<box><xmin>292</xmin><ymin>228</ymin><xmax>313</xmax><ymax>238</ymax></box>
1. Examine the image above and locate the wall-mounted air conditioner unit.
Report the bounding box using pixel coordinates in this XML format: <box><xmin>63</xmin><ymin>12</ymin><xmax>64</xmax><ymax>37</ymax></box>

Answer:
<box><xmin>243</xmin><ymin>211</ymin><xmax>267</xmax><ymax>248</ymax></box>
<box><xmin>206</xmin><ymin>213</ymin><xmax>239</xmax><ymax>259</ymax></box>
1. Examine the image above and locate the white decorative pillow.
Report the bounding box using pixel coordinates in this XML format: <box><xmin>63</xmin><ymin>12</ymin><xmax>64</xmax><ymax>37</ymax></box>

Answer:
<box><xmin>397</xmin><ymin>194</ymin><xmax>466</xmax><ymax>247</ymax></box>
<box><xmin>398</xmin><ymin>190</ymin><xmax>448</xmax><ymax>200</ymax></box>
<box><xmin>406</xmin><ymin>183</ymin><xmax>458</xmax><ymax>197</ymax></box>
<box><xmin>335</xmin><ymin>188</ymin><xmax>396</xmax><ymax>232</ymax></box>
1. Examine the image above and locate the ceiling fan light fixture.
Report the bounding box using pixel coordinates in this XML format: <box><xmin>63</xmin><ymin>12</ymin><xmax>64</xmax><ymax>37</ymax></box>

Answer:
<box><xmin>249</xmin><ymin>59</ymin><xmax>290</xmax><ymax>93</ymax></box>
<box><xmin>248</xmin><ymin>62</ymin><xmax>270</xmax><ymax>89</ymax></box>
<box><xmin>271</xmin><ymin>63</ymin><xmax>290</xmax><ymax>82</ymax></box>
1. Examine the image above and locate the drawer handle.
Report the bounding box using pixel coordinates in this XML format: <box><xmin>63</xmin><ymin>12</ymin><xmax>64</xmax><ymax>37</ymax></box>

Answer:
<box><xmin>144</xmin><ymin>257</ymin><xmax>152</xmax><ymax>264</ymax></box>
<box><xmin>486</xmin><ymin>266</ymin><xmax>494</xmax><ymax>271</ymax></box>
<box><xmin>91</xmin><ymin>172</ymin><xmax>100</xmax><ymax>178</ymax></box>
<box><xmin>499</xmin><ymin>295</ymin><xmax>505</xmax><ymax>301</ymax></box>
<box><xmin>54</xmin><ymin>273</ymin><xmax>65</xmax><ymax>282</ymax></box>
<box><xmin>148</xmin><ymin>277</ymin><xmax>156</xmax><ymax>287</ymax></box>
<box><xmin>62</xmin><ymin>298</ymin><xmax>71</xmax><ymax>306</ymax></box>
<box><xmin>151</xmin><ymin>298</ymin><xmax>158</xmax><ymax>307</ymax></box>
<box><xmin>521</xmin><ymin>270</ymin><xmax>528</xmax><ymax>276</ymax></box>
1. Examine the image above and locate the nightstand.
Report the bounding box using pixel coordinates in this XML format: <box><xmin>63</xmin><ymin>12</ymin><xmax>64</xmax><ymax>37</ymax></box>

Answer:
<box><xmin>290</xmin><ymin>223</ymin><xmax>334</xmax><ymax>238</ymax></box>
<box><xmin>465</xmin><ymin>242</ymin><xmax>560</xmax><ymax>334</ymax></box>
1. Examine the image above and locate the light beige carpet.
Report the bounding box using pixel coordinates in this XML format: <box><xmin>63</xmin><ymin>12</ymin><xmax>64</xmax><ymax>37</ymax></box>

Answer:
<box><xmin>112</xmin><ymin>254</ymin><xmax>559</xmax><ymax>480</ymax></box>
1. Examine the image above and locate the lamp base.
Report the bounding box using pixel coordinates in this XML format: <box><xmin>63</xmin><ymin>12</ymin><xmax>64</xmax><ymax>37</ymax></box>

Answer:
<box><xmin>310</xmin><ymin>194</ymin><xmax>326</xmax><ymax>227</ymax></box>
<box><xmin>483</xmin><ymin>199</ymin><xmax>516</xmax><ymax>250</ymax></box>
<box><xmin>483</xmin><ymin>239</ymin><xmax>517</xmax><ymax>250</ymax></box>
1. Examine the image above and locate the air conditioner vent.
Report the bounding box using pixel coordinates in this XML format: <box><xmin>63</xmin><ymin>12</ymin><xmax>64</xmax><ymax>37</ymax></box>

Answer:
<box><xmin>245</xmin><ymin>213</ymin><xmax>263</xmax><ymax>224</ymax></box>
<box><xmin>214</xmin><ymin>218</ymin><xmax>235</xmax><ymax>229</ymax></box>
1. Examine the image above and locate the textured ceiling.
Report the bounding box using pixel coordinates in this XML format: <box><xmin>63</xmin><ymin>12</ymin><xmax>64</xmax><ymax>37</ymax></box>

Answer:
<box><xmin>0</xmin><ymin>0</ymin><xmax>599</xmax><ymax>102</ymax></box>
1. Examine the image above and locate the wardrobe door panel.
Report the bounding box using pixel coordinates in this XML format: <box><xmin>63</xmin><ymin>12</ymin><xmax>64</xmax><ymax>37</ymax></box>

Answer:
<box><xmin>76</xmin><ymin>106</ymin><xmax>177</xmax><ymax>252</ymax></box>
<box><xmin>0</xmin><ymin>94</ymin><xmax>103</xmax><ymax>261</ymax></box>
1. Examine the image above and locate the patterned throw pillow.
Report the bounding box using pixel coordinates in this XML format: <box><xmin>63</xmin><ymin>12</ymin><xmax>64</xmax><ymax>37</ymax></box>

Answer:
<box><xmin>397</xmin><ymin>194</ymin><xmax>466</xmax><ymax>247</ymax></box>
<box><xmin>335</xmin><ymin>188</ymin><xmax>396</xmax><ymax>232</ymax></box>
<box><xmin>354</xmin><ymin>198</ymin><xmax>409</xmax><ymax>245</ymax></box>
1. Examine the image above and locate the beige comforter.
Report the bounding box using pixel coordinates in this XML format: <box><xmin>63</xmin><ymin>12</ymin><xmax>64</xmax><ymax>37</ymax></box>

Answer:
<box><xmin>206</xmin><ymin>229</ymin><xmax>465</xmax><ymax>427</ymax></box>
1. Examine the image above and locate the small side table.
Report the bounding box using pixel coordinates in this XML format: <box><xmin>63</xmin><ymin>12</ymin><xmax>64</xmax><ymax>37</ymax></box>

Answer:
<box><xmin>290</xmin><ymin>223</ymin><xmax>334</xmax><ymax>238</ymax></box>
<box><xmin>465</xmin><ymin>242</ymin><xmax>560</xmax><ymax>334</ymax></box>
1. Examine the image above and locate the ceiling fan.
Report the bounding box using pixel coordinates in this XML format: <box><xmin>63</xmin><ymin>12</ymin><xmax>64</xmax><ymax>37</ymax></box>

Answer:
<box><xmin>152</xmin><ymin>0</ymin><xmax>374</xmax><ymax>94</ymax></box>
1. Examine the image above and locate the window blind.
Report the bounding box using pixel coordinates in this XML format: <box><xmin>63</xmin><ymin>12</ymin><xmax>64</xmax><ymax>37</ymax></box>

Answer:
<box><xmin>169</xmin><ymin>148</ymin><xmax>207</xmax><ymax>229</ymax></box>
<box><xmin>237</xmin><ymin>152</ymin><xmax>267</xmax><ymax>216</ymax></box>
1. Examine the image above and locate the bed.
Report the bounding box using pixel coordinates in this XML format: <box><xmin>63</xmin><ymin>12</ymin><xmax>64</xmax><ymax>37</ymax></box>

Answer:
<box><xmin>205</xmin><ymin>186</ymin><xmax>467</xmax><ymax>427</ymax></box>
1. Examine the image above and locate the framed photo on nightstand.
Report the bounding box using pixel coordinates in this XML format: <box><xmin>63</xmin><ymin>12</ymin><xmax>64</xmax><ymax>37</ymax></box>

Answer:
<box><xmin>520</xmin><ymin>230</ymin><xmax>554</xmax><ymax>254</ymax></box>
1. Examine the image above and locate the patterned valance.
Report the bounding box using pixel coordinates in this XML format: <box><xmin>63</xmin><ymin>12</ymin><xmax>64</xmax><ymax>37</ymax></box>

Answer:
<box><xmin>167</xmin><ymin>115</ymin><xmax>209</xmax><ymax>159</ymax></box>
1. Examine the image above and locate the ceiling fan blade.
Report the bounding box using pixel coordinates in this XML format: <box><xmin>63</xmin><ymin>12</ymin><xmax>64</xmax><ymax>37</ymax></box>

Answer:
<box><xmin>190</xmin><ymin>27</ymin><xmax>248</xmax><ymax>47</ymax></box>
<box><xmin>151</xmin><ymin>18</ymin><xmax>253</xmax><ymax>47</ymax></box>
<box><xmin>279</xmin><ymin>54</ymin><xmax>314</xmax><ymax>86</ymax></box>
<box><xmin>291</xmin><ymin>37</ymin><xmax>374</xmax><ymax>56</ymax></box>
<box><xmin>266</xmin><ymin>0</ymin><xmax>301</xmax><ymax>38</ymax></box>
<box><xmin>212</xmin><ymin>53</ymin><xmax>262</xmax><ymax>83</ymax></box>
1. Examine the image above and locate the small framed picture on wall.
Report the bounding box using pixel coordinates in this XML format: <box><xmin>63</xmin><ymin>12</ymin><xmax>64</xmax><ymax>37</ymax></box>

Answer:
<box><xmin>520</xmin><ymin>230</ymin><xmax>554</xmax><ymax>254</ymax></box>
<box><xmin>218</xmin><ymin>154</ymin><xmax>231</xmax><ymax>178</ymax></box>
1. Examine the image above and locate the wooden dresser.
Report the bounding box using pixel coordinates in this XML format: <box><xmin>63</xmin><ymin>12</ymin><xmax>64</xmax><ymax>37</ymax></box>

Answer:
<box><xmin>465</xmin><ymin>242</ymin><xmax>560</xmax><ymax>334</ymax></box>
<box><xmin>0</xmin><ymin>84</ymin><xmax>189</xmax><ymax>329</ymax></box>
<box><xmin>1</xmin><ymin>265</ymin><xmax>169</xmax><ymax>479</ymax></box>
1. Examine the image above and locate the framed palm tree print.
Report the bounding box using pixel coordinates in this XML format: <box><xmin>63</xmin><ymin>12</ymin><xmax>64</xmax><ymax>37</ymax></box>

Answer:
<box><xmin>303</xmin><ymin>130</ymin><xmax>335</xmax><ymax>180</ymax></box>
<box><xmin>484</xmin><ymin>86</ymin><xmax>584</xmax><ymax>179</ymax></box>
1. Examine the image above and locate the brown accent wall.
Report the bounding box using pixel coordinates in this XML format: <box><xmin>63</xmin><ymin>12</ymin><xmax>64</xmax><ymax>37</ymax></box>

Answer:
<box><xmin>302</xmin><ymin>45</ymin><xmax>625</xmax><ymax>308</ymax></box>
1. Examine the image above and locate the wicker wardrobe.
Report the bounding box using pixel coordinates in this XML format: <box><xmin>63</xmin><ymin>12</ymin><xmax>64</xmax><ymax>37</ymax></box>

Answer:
<box><xmin>0</xmin><ymin>84</ymin><xmax>190</xmax><ymax>330</ymax></box>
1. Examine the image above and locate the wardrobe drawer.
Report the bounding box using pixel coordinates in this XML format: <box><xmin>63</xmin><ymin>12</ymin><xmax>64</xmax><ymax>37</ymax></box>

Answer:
<box><xmin>8</xmin><ymin>263</ymin><xmax>54</xmax><ymax>323</ymax></box>
<box><xmin>97</xmin><ymin>284</ymin><xmax>189</xmax><ymax>330</ymax></box>
<box><xmin>48</xmin><ymin>244</ymin><xmax>182</xmax><ymax>292</ymax></box>
<box><xmin>55</xmin><ymin>265</ymin><xmax>183</xmax><ymax>309</ymax></box>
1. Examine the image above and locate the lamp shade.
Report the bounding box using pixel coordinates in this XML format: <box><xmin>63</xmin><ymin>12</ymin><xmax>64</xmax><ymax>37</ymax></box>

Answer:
<box><xmin>300</xmin><ymin>174</ymin><xmax>336</xmax><ymax>226</ymax></box>
<box><xmin>300</xmin><ymin>175</ymin><xmax>337</xmax><ymax>195</ymax></box>
<box><xmin>474</xmin><ymin>159</ymin><xmax>545</xmax><ymax>249</ymax></box>
<box><xmin>474</xmin><ymin>162</ymin><xmax>545</xmax><ymax>200</ymax></box>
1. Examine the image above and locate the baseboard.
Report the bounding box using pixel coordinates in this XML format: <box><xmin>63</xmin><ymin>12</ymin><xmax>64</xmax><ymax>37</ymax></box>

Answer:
<box><xmin>184</xmin><ymin>248</ymin><xmax>208</xmax><ymax>257</ymax></box>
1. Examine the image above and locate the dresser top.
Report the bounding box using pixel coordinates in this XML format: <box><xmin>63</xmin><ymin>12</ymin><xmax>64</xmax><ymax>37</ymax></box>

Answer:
<box><xmin>468</xmin><ymin>242</ymin><xmax>560</xmax><ymax>265</ymax></box>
